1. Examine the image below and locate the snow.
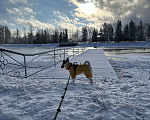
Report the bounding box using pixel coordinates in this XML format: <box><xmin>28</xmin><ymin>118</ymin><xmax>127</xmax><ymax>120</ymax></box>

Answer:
<box><xmin>78</xmin><ymin>42</ymin><xmax>150</xmax><ymax>48</ymax></box>
<box><xmin>1</xmin><ymin>41</ymin><xmax>150</xmax><ymax>49</ymax></box>
<box><xmin>0</xmin><ymin>43</ymin><xmax>150</xmax><ymax>120</ymax></box>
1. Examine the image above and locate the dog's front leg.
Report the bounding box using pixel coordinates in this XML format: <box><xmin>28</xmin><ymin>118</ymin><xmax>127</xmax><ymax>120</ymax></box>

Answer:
<box><xmin>89</xmin><ymin>78</ymin><xmax>93</xmax><ymax>85</ymax></box>
<box><xmin>71</xmin><ymin>74</ymin><xmax>76</xmax><ymax>83</ymax></box>
<box><xmin>73</xmin><ymin>79</ymin><xmax>75</xmax><ymax>83</ymax></box>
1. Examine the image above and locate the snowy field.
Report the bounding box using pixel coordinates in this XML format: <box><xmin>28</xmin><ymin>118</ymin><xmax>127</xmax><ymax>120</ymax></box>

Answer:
<box><xmin>0</xmin><ymin>43</ymin><xmax>150</xmax><ymax>120</ymax></box>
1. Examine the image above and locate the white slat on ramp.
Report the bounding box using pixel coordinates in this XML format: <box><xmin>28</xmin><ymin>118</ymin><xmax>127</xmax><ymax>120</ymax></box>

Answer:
<box><xmin>35</xmin><ymin>49</ymin><xmax>118</xmax><ymax>80</ymax></box>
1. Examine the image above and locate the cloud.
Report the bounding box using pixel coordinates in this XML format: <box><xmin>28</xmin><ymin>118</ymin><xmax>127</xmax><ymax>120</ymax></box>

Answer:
<box><xmin>53</xmin><ymin>10</ymin><xmax>84</xmax><ymax>32</ymax></box>
<box><xmin>53</xmin><ymin>10</ymin><xmax>71</xmax><ymax>23</ymax></box>
<box><xmin>9</xmin><ymin>0</ymin><xmax>27</xmax><ymax>4</ymax></box>
<box><xmin>69</xmin><ymin>0</ymin><xmax>150</xmax><ymax>27</ymax></box>
<box><xmin>15</xmin><ymin>18</ymin><xmax>55</xmax><ymax>30</ymax></box>
<box><xmin>58</xmin><ymin>22</ymin><xmax>78</xmax><ymax>31</ymax></box>
<box><xmin>0</xmin><ymin>19</ymin><xmax>16</xmax><ymax>27</ymax></box>
<box><xmin>6</xmin><ymin>6</ymin><xmax>55</xmax><ymax>30</ymax></box>
<box><xmin>9</xmin><ymin>23</ymin><xmax>16</xmax><ymax>27</ymax></box>
<box><xmin>6</xmin><ymin>7</ymin><xmax>36</xmax><ymax>18</ymax></box>
<box><xmin>70</xmin><ymin>0</ymin><xmax>115</xmax><ymax>28</ymax></box>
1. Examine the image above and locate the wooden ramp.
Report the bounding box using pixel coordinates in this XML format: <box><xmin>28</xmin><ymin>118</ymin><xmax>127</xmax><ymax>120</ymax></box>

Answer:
<box><xmin>69</xmin><ymin>49</ymin><xmax>118</xmax><ymax>79</ymax></box>
<box><xmin>35</xmin><ymin>49</ymin><xmax>118</xmax><ymax>80</ymax></box>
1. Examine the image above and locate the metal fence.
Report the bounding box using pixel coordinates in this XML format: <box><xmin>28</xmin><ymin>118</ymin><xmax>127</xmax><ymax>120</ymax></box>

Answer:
<box><xmin>0</xmin><ymin>47</ymin><xmax>87</xmax><ymax>78</ymax></box>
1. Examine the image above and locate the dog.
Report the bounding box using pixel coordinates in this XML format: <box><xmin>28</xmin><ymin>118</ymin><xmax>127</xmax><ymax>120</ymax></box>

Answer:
<box><xmin>61</xmin><ymin>58</ymin><xmax>93</xmax><ymax>85</ymax></box>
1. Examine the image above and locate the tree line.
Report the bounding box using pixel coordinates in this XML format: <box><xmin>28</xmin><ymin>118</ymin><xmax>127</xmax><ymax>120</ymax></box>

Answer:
<box><xmin>0</xmin><ymin>20</ymin><xmax>150</xmax><ymax>44</ymax></box>
<box><xmin>0</xmin><ymin>25</ymin><xmax>69</xmax><ymax>44</ymax></box>
<box><xmin>83</xmin><ymin>20</ymin><xmax>150</xmax><ymax>43</ymax></box>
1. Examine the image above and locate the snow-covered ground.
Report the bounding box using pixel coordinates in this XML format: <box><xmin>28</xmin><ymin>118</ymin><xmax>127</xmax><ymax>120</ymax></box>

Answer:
<box><xmin>0</xmin><ymin>43</ymin><xmax>150</xmax><ymax>120</ymax></box>
<box><xmin>1</xmin><ymin>41</ymin><xmax>150</xmax><ymax>49</ymax></box>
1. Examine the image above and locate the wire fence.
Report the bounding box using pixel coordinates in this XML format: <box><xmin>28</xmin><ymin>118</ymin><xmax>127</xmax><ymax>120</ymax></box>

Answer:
<box><xmin>0</xmin><ymin>47</ymin><xmax>87</xmax><ymax>78</ymax></box>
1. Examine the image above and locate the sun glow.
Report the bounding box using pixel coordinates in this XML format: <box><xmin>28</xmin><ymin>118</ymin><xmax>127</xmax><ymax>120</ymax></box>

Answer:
<box><xmin>79</xmin><ymin>2</ymin><xmax>97</xmax><ymax>15</ymax></box>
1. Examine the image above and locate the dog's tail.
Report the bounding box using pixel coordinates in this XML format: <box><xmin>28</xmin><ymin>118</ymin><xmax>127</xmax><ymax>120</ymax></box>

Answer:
<box><xmin>84</xmin><ymin>61</ymin><xmax>92</xmax><ymax>73</ymax></box>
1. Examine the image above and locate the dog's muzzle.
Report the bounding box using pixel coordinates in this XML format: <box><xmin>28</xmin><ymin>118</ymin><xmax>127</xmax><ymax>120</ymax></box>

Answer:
<box><xmin>61</xmin><ymin>65</ymin><xmax>64</xmax><ymax>68</ymax></box>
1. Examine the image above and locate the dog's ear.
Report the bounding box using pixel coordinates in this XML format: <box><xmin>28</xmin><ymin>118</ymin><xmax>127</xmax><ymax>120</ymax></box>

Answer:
<box><xmin>67</xmin><ymin>58</ymin><xmax>69</xmax><ymax>62</ymax></box>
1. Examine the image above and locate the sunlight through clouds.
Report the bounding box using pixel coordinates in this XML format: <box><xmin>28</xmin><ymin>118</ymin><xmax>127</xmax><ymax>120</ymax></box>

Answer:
<box><xmin>78</xmin><ymin>2</ymin><xmax>97</xmax><ymax>15</ymax></box>
<box><xmin>70</xmin><ymin>0</ymin><xmax>150</xmax><ymax>29</ymax></box>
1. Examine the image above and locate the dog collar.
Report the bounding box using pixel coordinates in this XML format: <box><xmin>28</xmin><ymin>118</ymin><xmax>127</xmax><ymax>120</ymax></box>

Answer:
<box><xmin>68</xmin><ymin>64</ymin><xmax>72</xmax><ymax>70</ymax></box>
<box><xmin>66</xmin><ymin>62</ymin><xmax>72</xmax><ymax>70</ymax></box>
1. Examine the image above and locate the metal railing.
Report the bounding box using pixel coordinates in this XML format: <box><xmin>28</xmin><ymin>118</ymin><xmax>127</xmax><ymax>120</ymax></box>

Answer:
<box><xmin>0</xmin><ymin>47</ymin><xmax>87</xmax><ymax>78</ymax></box>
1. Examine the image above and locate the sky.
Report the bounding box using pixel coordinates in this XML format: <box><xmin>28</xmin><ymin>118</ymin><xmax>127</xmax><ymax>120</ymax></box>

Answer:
<box><xmin>0</xmin><ymin>0</ymin><xmax>150</xmax><ymax>33</ymax></box>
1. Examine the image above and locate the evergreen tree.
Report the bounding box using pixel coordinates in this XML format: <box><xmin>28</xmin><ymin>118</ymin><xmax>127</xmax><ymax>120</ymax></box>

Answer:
<box><xmin>23</xmin><ymin>28</ymin><xmax>27</xmax><ymax>44</ymax></box>
<box><xmin>115</xmin><ymin>20</ymin><xmax>122</xmax><ymax>43</ymax></box>
<box><xmin>64</xmin><ymin>29</ymin><xmax>68</xmax><ymax>42</ymax></box>
<box><xmin>53</xmin><ymin>30</ymin><xmax>59</xmax><ymax>43</ymax></box>
<box><xmin>0</xmin><ymin>25</ymin><xmax>5</xmax><ymax>44</ymax></box>
<box><xmin>59</xmin><ymin>29</ymin><xmax>68</xmax><ymax>43</ymax></box>
<box><xmin>28</xmin><ymin>25</ymin><xmax>34</xmax><ymax>44</ymax></box>
<box><xmin>73</xmin><ymin>29</ymin><xmax>79</xmax><ymax>41</ymax></box>
<box><xmin>136</xmin><ymin>20</ymin><xmax>144</xmax><ymax>41</ymax></box>
<box><xmin>15</xmin><ymin>29</ymin><xmax>20</xmax><ymax>44</ymax></box>
<box><xmin>41</xmin><ymin>29</ymin><xmax>47</xmax><ymax>44</ymax></box>
<box><xmin>82</xmin><ymin>26</ymin><xmax>88</xmax><ymax>42</ymax></box>
<box><xmin>44</xmin><ymin>30</ymin><xmax>48</xmax><ymax>43</ymax></box>
<box><xmin>5</xmin><ymin>26</ymin><xmax>11</xmax><ymax>44</ymax></box>
<box><xmin>88</xmin><ymin>28</ymin><xmax>92</xmax><ymax>43</ymax></box>
<box><xmin>34</xmin><ymin>30</ymin><xmax>42</xmax><ymax>44</ymax></box>
<box><xmin>107</xmin><ymin>24</ymin><xmax>114</xmax><ymax>41</ymax></box>
<box><xmin>129</xmin><ymin>20</ymin><xmax>136</xmax><ymax>42</ymax></box>
<box><xmin>147</xmin><ymin>25</ymin><xmax>150</xmax><ymax>41</ymax></box>
<box><xmin>92</xmin><ymin>28</ymin><xmax>98</xmax><ymax>42</ymax></box>
<box><xmin>123</xmin><ymin>24</ymin><xmax>129</xmax><ymax>42</ymax></box>
<box><xmin>59</xmin><ymin>31</ymin><xmax>63</xmax><ymax>43</ymax></box>
<box><xmin>103</xmin><ymin>23</ymin><xmax>108</xmax><ymax>42</ymax></box>
<box><xmin>99</xmin><ymin>28</ymin><xmax>103</xmax><ymax>42</ymax></box>
<box><xmin>62</xmin><ymin>30</ymin><xmax>65</xmax><ymax>40</ymax></box>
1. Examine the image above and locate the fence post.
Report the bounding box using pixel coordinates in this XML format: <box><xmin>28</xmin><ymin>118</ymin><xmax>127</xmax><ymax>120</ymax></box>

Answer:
<box><xmin>54</xmin><ymin>48</ymin><xmax>56</xmax><ymax>67</ymax></box>
<box><xmin>23</xmin><ymin>55</ymin><xmax>27</xmax><ymax>78</ymax></box>
<box><xmin>73</xmin><ymin>47</ymin><xmax>74</xmax><ymax>58</ymax></box>
<box><xmin>64</xmin><ymin>49</ymin><xmax>65</xmax><ymax>59</ymax></box>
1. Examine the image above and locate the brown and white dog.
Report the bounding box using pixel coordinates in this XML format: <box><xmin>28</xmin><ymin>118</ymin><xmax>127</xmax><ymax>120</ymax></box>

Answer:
<box><xmin>61</xmin><ymin>58</ymin><xmax>93</xmax><ymax>85</ymax></box>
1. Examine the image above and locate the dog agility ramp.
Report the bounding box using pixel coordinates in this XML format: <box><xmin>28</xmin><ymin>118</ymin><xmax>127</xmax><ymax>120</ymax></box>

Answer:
<box><xmin>34</xmin><ymin>49</ymin><xmax>118</xmax><ymax>81</ymax></box>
